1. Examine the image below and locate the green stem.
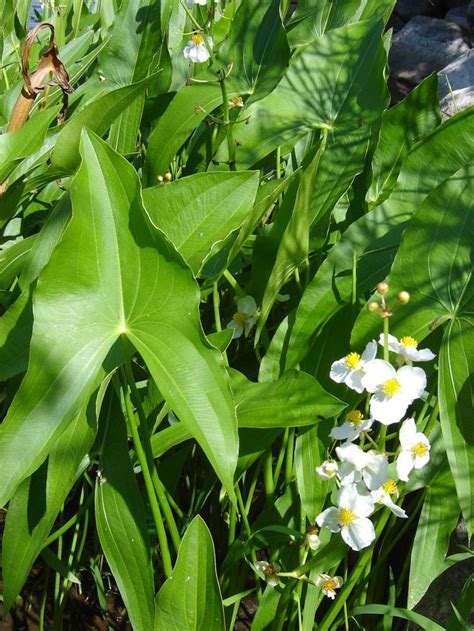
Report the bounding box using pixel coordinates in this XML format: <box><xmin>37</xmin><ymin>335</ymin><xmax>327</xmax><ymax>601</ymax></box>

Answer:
<box><xmin>213</xmin><ymin>281</ymin><xmax>229</xmax><ymax>366</ymax></box>
<box><xmin>245</xmin><ymin>461</ymin><xmax>262</xmax><ymax>514</ymax></box>
<box><xmin>285</xmin><ymin>428</ymin><xmax>295</xmax><ymax>486</ymax></box>
<box><xmin>39</xmin><ymin>568</ymin><xmax>50</xmax><ymax>631</ymax></box>
<box><xmin>263</xmin><ymin>448</ymin><xmax>274</xmax><ymax>501</ymax></box>
<box><xmin>273</xmin><ymin>429</ymin><xmax>289</xmax><ymax>488</ymax></box>
<box><xmin>383</xmin><ymin>316</ymin><xmax>389</xmax><ymax>362</ymax></box>
<box><xmin>223</xmin><ymin>269</ymin><xmax>245</xmax><ymax>296</ymax></box>
<box><xmin>42</xmin><ymin>494</ymin><xmax>93</xmax><ymax>549</ymax></box>
<box><xmin>219</xmin><ymin>69</ymin><xmax>236</xmax><ymax>171</ymax></box>
<box><xmin>236</xmin><ymin>484</ymin><xmax>262</xmax><ymax>600</ymax></box>
<box><xmin>119</xmin><ymin>369</ymin><xmax>173</xmax><ymax>576</ymax></box>
<box><xmin>122</xmin><ymin>361</ymin><xmax>181</xmax><ymax>554</ymax></box>
<box><xmin>351</xmin><ymin>250</ymin><xmax>357</xmax><ymax>306</ymax></box>
<box><xmin>228</xmin><ymin>501</ymin><xmax>237</xmax><ymax>546</ymax></box>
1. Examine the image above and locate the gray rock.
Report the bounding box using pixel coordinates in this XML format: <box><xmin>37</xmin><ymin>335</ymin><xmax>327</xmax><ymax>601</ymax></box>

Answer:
<box><xmin>389</xmin><ymin>16</ymin><xmax>471</xmax><ymax>83</ymax></box>
<box><xmin>445</xmin><ymin>6</ymin><xmax>471</xmax><ymax>30</ymax></box>
<box><xmin>438</xmin><ymin>50</ymin><xmax>474</xmax><ymax>98</ymax></box>
<box><xmin>395</xmin><ymin>0</ymin><xmax>443</xmax><ymax>21</ymax></box>
<box><xmin>440</xmin><ymin>86</ymin><xmax>474</xmax><ymax>118</ymax></box>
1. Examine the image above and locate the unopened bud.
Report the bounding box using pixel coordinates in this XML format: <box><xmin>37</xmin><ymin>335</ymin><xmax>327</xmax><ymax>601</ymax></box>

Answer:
<box><xmin>367</xmin><ymin>301</ymin><xmax>379</xmax><ymax>313</ymax></box>
<box><xmin>157</xmin><ymin>175</ymin><xmax>164</xmax><ymax>183</ymax></box>
<box><xmin>397</xmin><ymin>290</ymin><xmax>410</xmax><ymax>304</ymax></box>
<box><xmin>164</xmin><ymin>172</ymin><xmax>172</xmax><ymax>182</ymax></box>
<box><xmin>377</xmin><ymin>281</ymin><xmax>389</xmax><ymax>295</ymax></box>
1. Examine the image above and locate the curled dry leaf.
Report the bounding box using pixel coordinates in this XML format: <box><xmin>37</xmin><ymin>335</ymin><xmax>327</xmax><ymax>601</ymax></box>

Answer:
<box><xmin>0</xmin><ymin>23</ymin><xmax>73</xmax><ymax>196</ymax></box>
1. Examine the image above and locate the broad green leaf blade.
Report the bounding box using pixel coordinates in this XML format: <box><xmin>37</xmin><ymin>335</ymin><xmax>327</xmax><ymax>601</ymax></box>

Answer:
<box><xmin>95</xmin><ymin>392</ymin><xmax>155</xmax><ymax>631</ymax></box>
<box><xmin>2</xmin><ymin>408</ymin><xmax>96</xmax><ymax>612</ymax></box>
<box><xmin>408</xmin><ymin>468</ymin><xmax>459</xmax><ymax>609</ymax></box>
<box><xmin>233</xmin><ymin>19</ymin><xmax>388</xmax><ymax>168</ymax></box>
<box><xmin>232</xmin><ymin>369</ymin><xmax>346</xmax><ymax>427</ymax></box>
<box><xmin>154</xmin><ymin>515</ymin><xmax>225</xmax><ymax>631</ymax></box>
<box><xmin>219</xmin><ymin>0</ymin><xmax>290</xmax><ymax>101</ymax></box>
<box><xmin>352</xmin><ymin>162</ymin><xmax>474</xmax><ymax>345</ymax></box>
<box><xmin>142</xmin><ymin>171</ymin><xmax>259</xmax><ymax>275</ymax></box>
<box><xmin>295</xmin><ymin>423</ymin><xmax>331</xmax><ymax>523</ymax></box>
<box><xmin>50</xmin><ymin>77</ymin><xmax>151</xmax><ymax>174</ymax></box>
<box><xmin>351</xmin><ymin>605</ymin><xmax>445</xmax><ymax>631</ymax></box>
<box><xmin>0</xmin><ymin>290</ymin><xmax>32</xmax><ymax>379</ymax></box>
<box><xmin>0</xmin><ymin>130</ymin><xmax>238</xmax><ymax>507</ymax></box>
<box><xmin>0</xmin><ymin>109</ymin><xmax>56</xmax><ymax>182</ymax></box>
<box><xmin>439</xmin><ymin>317</ymin><xmax>474</xmax><ymax>535</ymax></box>
<box><xmin>366</xmin><ymin>73</ymin><xmax>441</xmax><ymax>208</ymax></box>
<box><xmin>0</xmin><ymin>235</ymin><xmax>35</xmax><ymax>289</ymax></box>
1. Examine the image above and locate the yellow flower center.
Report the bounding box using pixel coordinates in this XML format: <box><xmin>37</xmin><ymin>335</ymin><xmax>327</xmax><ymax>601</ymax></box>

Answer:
<box><xmin>382</xmin><ymin>479</ymin><xmax>398</xmax><ymax>495</ymax></box>
<box><xmin>346</xmin><ymin>410</ymin><xmax>364</xmax><ymax>426</ymax></box>
<box><xmin>382</xmin><ymin>378</ymin><xmax>401</xmax><ymax>397</ymax></box>
<box><xmin>400</xmin><ymin>336</ymin><xmax>418</xmax><ymax>348</ymax></box>
<box><xmin>233</xmin><ymin>311</ymin><xmax>248</xmax><ymax>327</ymax></box>
<box><xmin>192</xmin><ymin>33</ymin><xmax>204</xmax><ymax>45</ymax></box>
<box><xmin>344</xmin><ymin>352</ymin><xmax>361</xmax><ymax>370</ymax></box>
<box><xmin>411</xmin><ymin>442</ymin><xmax>428</xmax><ymax>457</ymax></box>
<box><xmin>323</xmin><ymin>578</ymin><xmax>337</xmax><ymax>592</ymax></box>
<box><xmin>230</xmin><ymin>96</ymin><xmax>243</xmax><ymax>106</ymax></box>
<box><xmin>339</xmin><ymin>508</ymin><xmax>355</xmax><ymax>526</ymax></box>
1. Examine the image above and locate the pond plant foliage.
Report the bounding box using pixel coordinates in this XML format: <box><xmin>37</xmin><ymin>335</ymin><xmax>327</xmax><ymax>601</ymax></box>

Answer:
<box><xmin>0</xmin><ymin>0</ymin><xmax>473</xmax><ymax>629</ymax></box>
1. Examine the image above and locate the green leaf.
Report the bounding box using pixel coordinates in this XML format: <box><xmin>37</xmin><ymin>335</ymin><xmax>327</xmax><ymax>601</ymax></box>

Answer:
<box><xmin>219</xmin><ymin>0</ymin><xmax>290</xmax><ymax>101</ymax></box>
<box><xmin>0</xmin><ymin>109</ymin><xmax>56</xmax><ymax>182</ymax></box>
<box><xmin>232</xmin><ymin>369</ymin><xmax>346</xmax><ymax>427</ymax></box>
<box><xmin>0</xmin><ymin>290</ymin><xmax>32</xmax><ymax>380</ymax></box>
<box><xmin>154</xmin><ymin>515</ymin><xmax>225</xmax><ymax>631</ymax></box>
<box><xmin>0</xmin><ymin>130</ymin><xmax>238</xmax><ymax>507</ymax></box>
<box><xmin>233</xmin><ymin>19</ymin><xmax>388</xmax><ymax>168</ymax></box>
<box><xmin>0</xmin><ymin>235</ymin><xmax>35</xmax><ymax>289</ymax></box>
<box><xmin>261</xmin><ymin>200</ymin><xmax>412</xmax><ymax>380</ymax></box>
<box><xmin>2</xmin><ymin>408</ymin><xmax>96</xmax><ymax>612</ymax></box>
<box><xmin>142</xmin><ymin>171</ymin><xmax>259</xmax><ymax>275</ymax></box>
<box><xmin>40</xmin><ymin>547</ymin><xmax>81</xmax><ymax>585</ymax></box>
<box><xmin>366</xmin><ymin>73</ymin><xmax>441</xmax><ymax>208</ymax></box>
<box><xmin>295</xmin><ymin>423</ymin><xmax>331</xmax><ymax>523</ymax></box>
<box><xmin>408</xmin><ymin>468</ymin><xmax>459</xmax><ymax>609</ymax></box>
<box><xmin>50</xmin><ymin>77</ymin><xmax>152</xmax><ymax>174</ymax></box>
<box><xmin>439</xmin><ymin>316</ymin><xmax>474</xmax><ymax>535</ymax></box>
<box><xmin>351</xmin><ymin>605</ymin><xmax>445</xmax><ymax>631</ymax></box>
<box><xmin>250</xmin><ymin>586</ymin><xmax>282</xmax><ymax>631</ymax></box>
<box><xmin>95</xmin><ymin>391</ymin><xmax>155</xmax><ymax>631</ymax></box>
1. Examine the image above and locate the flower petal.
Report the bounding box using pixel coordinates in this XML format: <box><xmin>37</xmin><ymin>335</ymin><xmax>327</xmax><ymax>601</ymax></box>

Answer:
<box><xmin>226</xmin><ymin>320</ymin><xmax>243</xmax><ymax>339</ymax></box>
<box><xmin>361</xmin><ymin>360</ymin><xmax>395</xmax><ymax>392</ymax></box>
<box><xmin>369</xmin><ymin>392</ymin><xmax>409</xmax><ymax>424</ymax></box>
<box><xmin>330</xmin><ymin>423</ymin><xmax>355</xmax><ymax>441</ymax></box>
<box><xmin>345</xmin><ymin>369</ymin><xmax>365</xmax><ymax>393</ymax></box>
<box><xmin>398</xmin><ymin>418</ymin><xmax>417</xmax><ymax>448</ymax></box>
<box><xmin>316</xmin><ymin>507</ymin><xmax>340</xmax><ymax>533</ymax></box>
<box><xmin>237</xmin><ymin>295</ymin><xmax>257</xmax><ymax>315</ymax></box>
<box><xmin>330</xmin><ymin>359</ymin><xmax>351</xmax><ymax>384</ymax></box>
<box><xmin>396</xmin><ymin>451</ymin><xmax>415</xmax><ymax>481</ymax></box>
<box><xmin>342</xmin><ymin>518</ymin><xmax>375</xmax><ymax>551</ymax></box>
<box><xmin>361</xmin><ymin>340</ymin><xmax>378</xmax><ymax>362</ymax></box>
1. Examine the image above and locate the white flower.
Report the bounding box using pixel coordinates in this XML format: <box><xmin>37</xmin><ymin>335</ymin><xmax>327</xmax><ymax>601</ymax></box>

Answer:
<box><xmin>316</xmin><ymin>484</ymin><xmax>376</xmax><ymax>551</ymax></box>
<box><xmin>255</xmin><ymin>561</ymin><xmax>280</xmax><ymax>587</ymax></box>
<box><xmin>305</xmin><ymin>527</ymin><xmax>321</xmax><ymax>550</ymax></box>
<box><xmin>316</xmin><ymin>460</ymin><xmax>339</xmax><ymax>480</ymax></box>
<box><xmin>183</xmin><ymin>33</ymin><xmax>213</xmax><ymax>63</ymax></box>
<box><xmin>361</xmin><ymin>360</ymin><xmax>426</xmax><ymax>425</ymax></box>
<box><xmin>315</xmin><ymin>574</ymin><xmax>343</xmax><ymax>599</ymax></box>
<box><xmin>372</xmin><ymin>479</ymin><xmax>407</xmax><ymax>518</ymax></box>
<box><xmin>186</xmin><ymin>0</ymin><xmax>208</xmax><ymax>7</ymax></box>
<box><xmin>226</xmin><ymin>295</ymin><xmax>258</xmax><ymax>339</ymax></box>
<box><xmin>396</xmin><ymin>418</ymin><xmax>431</xmax><ymax>481</ymax></box>
<box><xmin>330</xmin><ymin>341</ymin><xmax>377</xmax><ymax>393</ymax></box>
<box><xmin>336</xmin><ymin>444</ymin><xmax>389</xmax><ymax>490</ymax></box>
<box><xmin>330</xmin><ymin>410</ymin><xmax>374</xmax><ymax>443</ymax></box>
<box><xmin>378</xmin><ymin>333</ymin><xmax>436</xmax><ymax>365</ymax></box>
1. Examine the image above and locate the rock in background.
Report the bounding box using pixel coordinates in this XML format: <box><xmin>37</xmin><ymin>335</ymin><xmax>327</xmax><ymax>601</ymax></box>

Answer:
<box><xmin>388</xmin><ymin>0</ymin><xmax>473</xmax><ymax>115</ymax></box>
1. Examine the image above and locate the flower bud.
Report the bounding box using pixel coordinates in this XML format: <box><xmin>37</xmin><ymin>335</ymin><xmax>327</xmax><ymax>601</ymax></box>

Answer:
<box><xmin>164</xmin><ymin>172</ymin><xmax>172</xmax><ymax>182</ymax></box>
<box><xmin>377</xmin><ymin>281</ymin><xmax>389</xmax><ymax>295</ymax></box>
<box><xmin>397</xmin><ymin>290</ymin><xmax>410</xmax><ymax>304</ymax></box>
<box><xmin>157</xmin><ymin>175</ymin><xmax>164</xmax><ymax>183</ymax></box>
<box><xmin>367</xmin><ymin>301</ymin><xmax>379</xmax><ymax>313</ymax></box>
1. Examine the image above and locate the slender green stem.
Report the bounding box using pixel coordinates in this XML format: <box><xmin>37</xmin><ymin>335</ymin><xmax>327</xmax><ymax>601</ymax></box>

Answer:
<box><xmin>152</xmin><ymin>401</ymin><xmax>170</xmax><ymax>434</ymax></box>
<box><xmin>39</xmin><ymin>568</ymin><xmax>50</xmax><ymax>631</ymax></box>
<box><xmin>119</xmin><ymin>369</ymin><xmax>173</xmax><ymax>576</ymax></box>
<box><xmin>42</xmin><ymin>494</ymin><xmax>93</xmax><ymax>549</ymax></box>
<box><xmin>276</xmin><ymin>146</ymin><xmax>282</xmax><ymax>179</ymax></box>
<box><xmin>236</xmin><ymin>484</ymin><xmax>262</xmax><ymax>600</ymax></box>
<box><xmin>351</xmin><ymin>250</ymin><xmax>357</xmax><ymax>306</ymax></box>
<box><xmin>219</xmin><ymin>69</ymin><xmax>236</xmax><ymax>171</ymax></box>
<box><xmin>245</xmin><ymin>461</ymin><xmax>262</xmax><ymax>514</ymax></box>
<box><xmin>382</xmin><ymin>316</ymin><xmax>389</xmax><ymax>362</ymax></box>
<box><xmin>273</xmin><ymin>429</ymin><xmax>289</xmax><ymax>488</ymax></box>
<box><xmin>223</xmin><ymin>268</ymin><xmax>245</xmax><ymax>296</ymax></box>
<box><xmin>263</xmin><ymin>448</ymin><xmax>275</xmax><ymax>501</ymax></box>
<box><xmin>285</xmin><ymin>428</ymin><xmax>295</xmax><ymax>486</ymax></box>
<box><xmin>53</xmin><ymin>527</ymin><xmax>63</xmax><ymax>631</ymax></box>
<box><xmin>228</xmin><ymin>501</ymin><xmax>237</xmax><ymax>546</ymax></box>
<box><xmin>213</xmin><ymin>281</ymin><xmax>229</xmax><ymax>365</ymax></box>
<box><xmin>121</xmin><ymin>361</ymin><xmax>181</xmax><ymax>553</ymax></box>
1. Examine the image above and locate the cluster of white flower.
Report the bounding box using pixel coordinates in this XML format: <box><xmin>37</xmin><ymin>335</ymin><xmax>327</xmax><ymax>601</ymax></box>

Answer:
<box><xmin>315</xmin><ymin>334</ymin><xmax>435</xmax><ymax>553</ymax></box>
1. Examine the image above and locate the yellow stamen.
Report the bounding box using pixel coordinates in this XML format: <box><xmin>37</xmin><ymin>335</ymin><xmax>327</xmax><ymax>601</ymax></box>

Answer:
<box><xmin>233</xmin><ymin>311</ymin><xmax>248</xmax><ymax>327</ymax></box>
<box><xmin>339</xmin><ymin>508</ymin><xmax>355</xmax><ymax>526</ymax></box>
<box><xmin>323</xmin><ymin>578</ymin><xmax>337</xmax><ymax>592</ymax></box>
<box><xmin>192</xmin><ymin>33</ymin><xmax>204</xmax><ymax>45</ymax></box>
<box><xmin>229</xmin><ymin>96</ymin><xmax>243</xmax><ymax>107</ymax></box>
<box><xmin>383</xmin><ymin>479</ymin><xmax>398</xmax><ymax>495</ymax></box>
<box><xmin>344</xmin><ymin>352</ymin><xmax>361</xmax><ymax>370</ymax></box>
<box><xmin>412</xmin><ymin>442</ymin><xmax>428</xmax><ymax>457</ymax></box>
<box><xmin>346</xmin><ymin>410</ymin><xmax>364</xmax><ymax>426</ymax></box>
<box><xmin>382</xmin><ymin>378</ymin><xmax>401</xmax><ymax>397</ymax></box>
<box><xmin>400</xmin><ymin>336</ymin><xmax>418</xmax><ymax>348</ymax></box>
